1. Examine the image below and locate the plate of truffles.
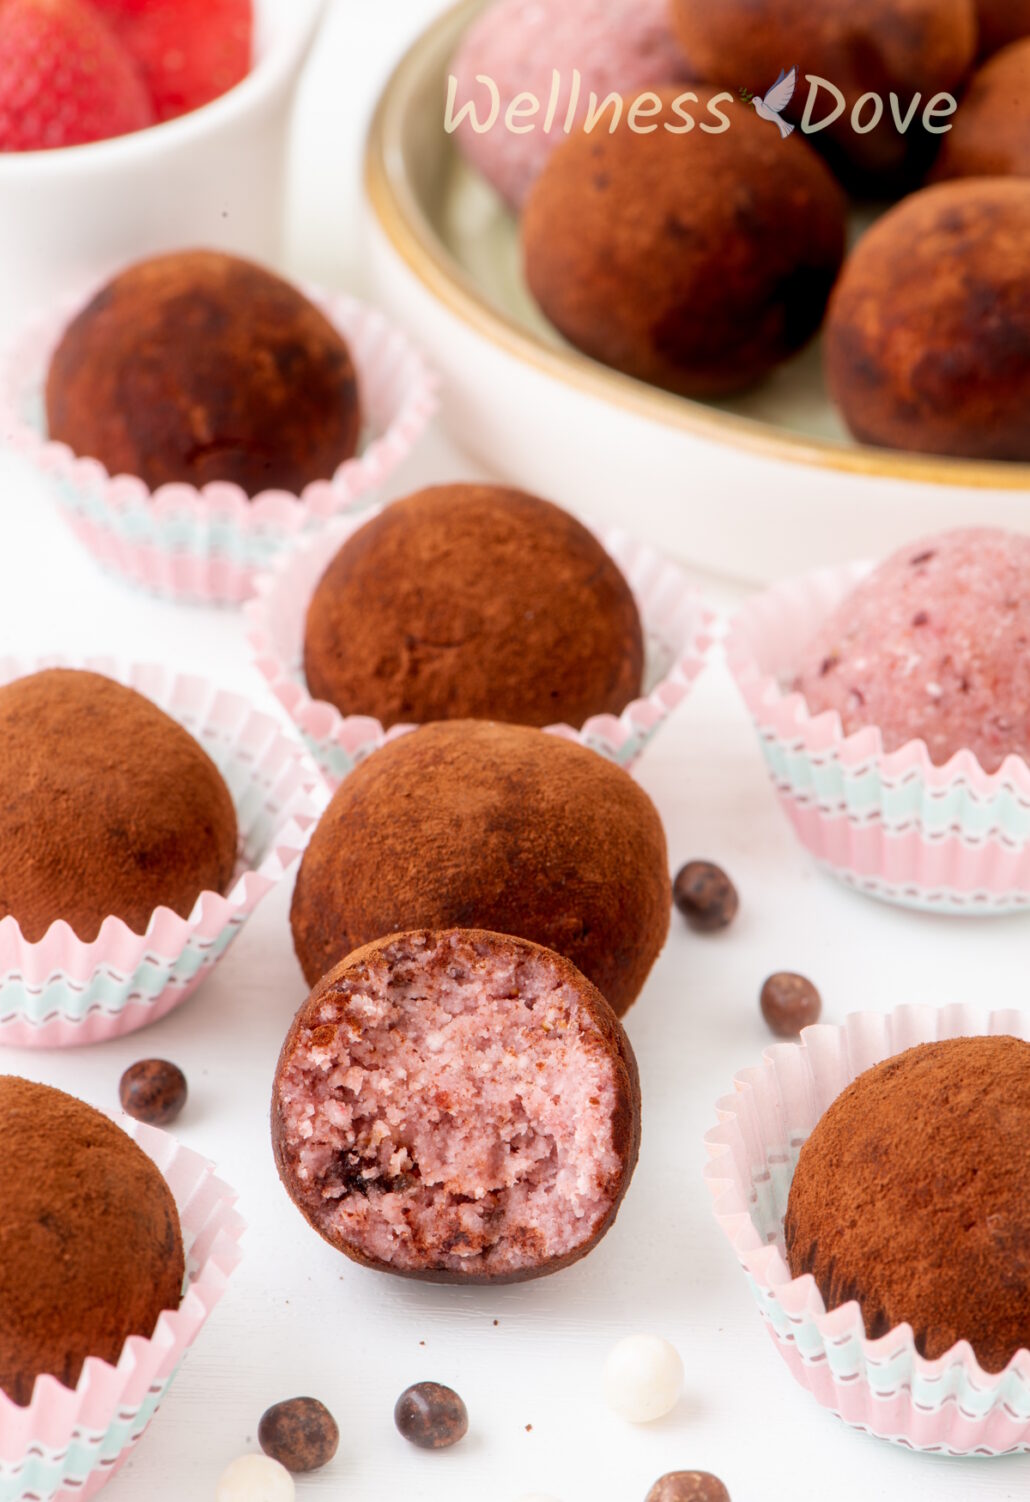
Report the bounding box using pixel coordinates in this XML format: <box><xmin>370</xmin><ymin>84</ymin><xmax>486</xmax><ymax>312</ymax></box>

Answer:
<box><xmin>366</xmin><ymin>0</ymin><xmax>1030</xmax><ymax>583</ymax></box>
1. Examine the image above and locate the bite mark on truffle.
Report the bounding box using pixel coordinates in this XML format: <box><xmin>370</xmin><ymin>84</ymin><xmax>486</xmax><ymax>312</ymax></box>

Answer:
<box><xmin>274</xmin><ymin>931</ymin><xmax>639</xmax><ymax>1281</ymax></box>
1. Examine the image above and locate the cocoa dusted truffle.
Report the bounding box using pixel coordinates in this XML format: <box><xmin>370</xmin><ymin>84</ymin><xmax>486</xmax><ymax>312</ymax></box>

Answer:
<box><xmin>522</xmin><ymin>87</ymin><xmax>846</xmax><ymax>398</ymax></box>
<box><xmin>669</xmin><ymin>0</ymin><xmax>977</xmax><ymax>189</ymax></box>
<box><xmin>0</xmin><ymin>668</ymin><xmax>238</xmax><ymax>941</ymax></box>
<box><xmin>931</xmin><ymin>41</ymin><xmax>1030</xmax><ymax>182</ymax></box>
<box><xmin>303</xmin><ymin>484</ymin><xmax>645</xmax><ymax>731</ymax></box>
<box><xmin>825</xmin><ymin>180</ymin><xmax>1030</xmax><ymax>461</ymax></box>
<box><xmin>272</xmin><ymin>929</ymin><xmax>641</xmax><ymax>1282</ymax></box>
<box><xmin>976</xmin><ymin>0</ymin><xmax>1030</xmax><ymax>58</ymax></box>
<box><xmin>0</xmin><ymin>1076</ymin><xmax>184</xmax><ymax>1404</ymax></box>
<box><xmin>785</xmin><ymin>1037</ymin><xmax>1030</xmax><ymax>1372</ymax></box>
<box><xmin>289</xmin><ymin>720</ymin><xmax>670</xmax><ymax>1016</ymax></box>
<box><xmin>46</xmin><ymin>251</ymin><xmax>361</xmax><ymax>498</ymax></box>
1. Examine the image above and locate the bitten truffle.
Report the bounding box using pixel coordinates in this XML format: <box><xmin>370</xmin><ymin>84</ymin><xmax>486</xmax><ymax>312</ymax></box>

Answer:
<box><xmin>931</xmin><ymin>41</ymin><xmax>1030</xmax><ymax>182</ymax></box>
<box><xmin>0</xmin><ymin>1076</ymin><xmax>184</xmax><ymax>1405</ymax></box>
<box><xmin>289</xmin><ymin>720</ymin><xmax>670</xmax><ymax>1016</ymax></box>
<box><xmin>303</xmin><ymin>484</ymin><xmax>645</xmax><ymax>731</ymax></box>
<box><xmin>668</xmin><ymin>0</ymin><xmax>977</xmax><ymax>189</ymax></box>
<box><xmin>825</xmin><ymin>180</ymin><xmax>1030</xmax><ymax>461</ymax></box>
<box><xmin>976</xmin><ymin>0</ymin><xmax>1030</xmax><ymax>58</ymax></box>
<box><xmin>272</xmin><ymin>929</ymin><xmax>641</xmax><ymax>1282</ymax></box>
<box><xmin>46</xmin><ymin>251</ymin><xmax>361</xmax><ymax>498</ymax></box>
<box><xmin>450</xmin><ymin>0</ymin><xmax>688</xmax><ymax>208</ymax></box>
<box><xmin>523</xmin><ymin>87</ymin><xmax>846</xmax><ymax>398</ymax></box>
<box><xmin>0</xmin><ymin>668</ymin><xmax>238</xmax><ymax>941</ymax></box>
<box><xmin>793</xmin><ymin>528</ymin><xmax>1030</xmax><ymax>772</ymax></box>
<box><xmin>785</xmin><ymin>1036</ymin><xmax>1030</xmax><ymax>1372</ymax></box>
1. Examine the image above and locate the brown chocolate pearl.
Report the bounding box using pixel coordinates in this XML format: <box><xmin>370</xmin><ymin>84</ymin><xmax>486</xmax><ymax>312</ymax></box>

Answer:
<box><xmin>646</xmin><ymin>1475</ymin><xmax>731</xmax><ymax>1502</ymax></box>
<box><xmin>673</xmin><ymin>862</ymin><xmax>739</xmax><ymax>933</ymax></box>
<box><xmin>761</xmin><ymin>974</ymin><xmax>822</xmax><ymax>1038</ymax></box>
<box><xmin>118</xmin><ymin>1059</ymin><xmax>188</xmax><ymax>1126</ymax></box>
<box><xmin>394</xmin><ymin>1382</ymin><xmax>469</xmax><ymax>1449</ymax></box>
<box><xmin>258</xmin><ymin>1397</ymin><xmax>339</xmax><ymax>1473</ymax></box>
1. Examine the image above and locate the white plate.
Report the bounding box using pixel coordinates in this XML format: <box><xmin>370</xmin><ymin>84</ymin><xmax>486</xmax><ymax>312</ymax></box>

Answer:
<box><xmin>364</xmin><ymin>0</ymin><xmax>1030</xmax><ymax>584</ymax></box>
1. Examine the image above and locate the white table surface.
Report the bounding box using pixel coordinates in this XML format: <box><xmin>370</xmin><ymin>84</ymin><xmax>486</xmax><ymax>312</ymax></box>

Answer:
<box><xmin>0</xmin><ymin>4</ymin><xmax>1027</xmax><ymax>1500</ymax></box>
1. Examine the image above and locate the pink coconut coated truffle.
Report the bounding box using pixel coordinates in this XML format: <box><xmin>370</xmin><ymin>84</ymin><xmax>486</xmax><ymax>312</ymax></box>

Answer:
<box><xmin>449</xmin><ymin>0</ymin><xmax>689</xmax><ymax>209</ymax></box>
<box><xmin>793</xmin><ymin>529</ymin><xmax>1030</xmax><ymax>772</ymax></box>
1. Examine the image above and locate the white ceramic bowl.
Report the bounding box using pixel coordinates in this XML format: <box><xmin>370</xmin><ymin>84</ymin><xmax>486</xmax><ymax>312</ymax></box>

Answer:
<box><xmin>0</xmin><ymin>0</ymin><xmax>325</xmax><ymax>337</ymax></box>
<box><xmin>364</xmin><ymin>0</ymin><xmax>1030</xmax><ymax>586</ymax></box>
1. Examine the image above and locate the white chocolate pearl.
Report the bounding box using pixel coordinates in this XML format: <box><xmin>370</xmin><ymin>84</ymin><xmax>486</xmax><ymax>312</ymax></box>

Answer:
<box><xmin>216</xmin><ymin>1454</ymin><xmax>295</xmax><ymax>1502</ymax></box>
<box><xmin>602</xmin><ymin>1334</ymin><xmax>684</xmax><ymax>1423</ymax></box>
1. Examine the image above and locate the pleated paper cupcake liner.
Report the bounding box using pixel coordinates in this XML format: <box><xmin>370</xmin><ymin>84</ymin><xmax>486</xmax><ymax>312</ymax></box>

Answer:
<box><xmin>0</xmin><ymin>287</ymin><xmax>439</xmax><ymax>605</ymax></box>
<box><xmin>245</xmin><ymin>510</ymin><xmax>714</xmax><ymax>786</ymax></box>
<box><xmin>726</xmin><ymin>563</ymin><xmax>1030</xmax><ymax>914</ymax></box>
<box><xmin>0</xmin><ymin>656</ymin><xmax>328</xmax><ymax>1047</ymax></box>
<box><xmin>0</xmin><ymin>1115</ymin><xmax>243</xmax><ymax>1501</ymax></box>
<box><xmin>706</xmin><ymin>1003</ymin><xmax>1030</xmax><ymax>1456</ymax></box>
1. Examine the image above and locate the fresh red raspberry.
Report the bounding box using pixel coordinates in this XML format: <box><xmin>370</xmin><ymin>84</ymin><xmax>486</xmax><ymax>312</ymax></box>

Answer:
<box><xmin>0</xmin><ymin>0</ymin><xmax>153</xmax><ymax>152</ymax></box>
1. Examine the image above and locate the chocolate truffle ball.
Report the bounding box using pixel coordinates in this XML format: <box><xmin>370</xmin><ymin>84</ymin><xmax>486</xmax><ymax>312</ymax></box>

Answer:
<box><xmin>523</xmin><ymin>87</ymin><xmax>846</xmax><ymax>398</ymax></box>
<box><xmin>289</xmin><ymin>720</ymin><xmax>670</xmax><ymax>1015</ymax></box>
<box><xmin>450</xmin><ymin>0</ymin><xmax>689</xmax><ymax>209</ymax></box>
<box><xmin>0</xmin><ymin>1076</ymin><xmax>184</xmax><ymax>1404</ymax></box>
<box><xmin>794</xmin><ymin>528</ymin><xmax>1030</xmax><ymax>771</ymax></box>
<box><xmin>826</xmin><ymin>180</ymin><xmax>1030</xmax><ymax>461</ymax></box>
<box><xmin>976</xmin><ymin>0</ymin><xmax>1030</xmax><ymax>58</ymax></box>
<box><xmin>46</xmin><ymin>251</ymin><xmax>361</xmax><ymax>498</ymax></box>
<box><xmin>272</xmin><ymin>929</ymin><xmax>641</xmax><ymax>1282</ymax></box>
<box><xmin>303</xmin><ymin>484</ymin><xmax>645</xmax><ymax>731</ymax></box>
<box><xmin>931</xmin><ymin>41</ymin><xmax>1030</xmax><ymax>182</ymax></box>
<box><xmin>0</xmin><ymin>668</ymin><xmax>238</xmax><ymax>941</ymax></box>
<box><xmin>785</xmin><ymin>1036</ymin><xmax>1030</xmax><ymax>1372</ymax></box>
<box><xmin>668</xmin><ymin>0</ymin><xmax>977</xmax><ymax>189</ymax></box>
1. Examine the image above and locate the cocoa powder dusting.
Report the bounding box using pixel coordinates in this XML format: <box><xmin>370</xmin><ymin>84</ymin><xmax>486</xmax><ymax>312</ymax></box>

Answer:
<box><xmin>0</xmin><ymin>1077</ymin><xmax>184</xmax><ymax>1405</ymax></box>
<box><xmin>785</xmin><ymin>1037</ymin><xmax>1030</xmax><ymax>1371</ymax></box>
<box><xmin>303</xmin><ymin>485</ymin><xmax>644</xmax><ymax>732</ymax></box>
<box><xmin>0</xmin><ymin>669</ymin><xmax>238</xmax><ymax>941</ymax></box>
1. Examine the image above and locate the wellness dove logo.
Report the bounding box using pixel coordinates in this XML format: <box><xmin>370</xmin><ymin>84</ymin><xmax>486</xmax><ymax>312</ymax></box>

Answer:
<box><xmin>446</xmin><ymin>67</ymin><xmax>960</xmax><ymax>142</ymax></box>
<box><xmin>749</xmin><ymin>66</ymin><xmax>798</xmax><ymax>138</ymax></box>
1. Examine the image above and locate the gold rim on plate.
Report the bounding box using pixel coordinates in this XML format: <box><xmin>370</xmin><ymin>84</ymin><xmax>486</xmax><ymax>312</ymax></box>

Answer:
<box><xmin>365</xmin><ymin>0</ymin><xmax>1030</xmax><ymax>493</ymax></box>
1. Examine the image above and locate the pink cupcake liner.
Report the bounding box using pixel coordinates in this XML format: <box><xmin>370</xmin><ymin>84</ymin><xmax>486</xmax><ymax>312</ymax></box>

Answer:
<box><xmin>0</xmin><ymin>1113</ymin><xmax>243</xmax><ymax>1501</ymax></box>
<box><xmin>0</xmin><ymin>284</ymin><xmax>439</xmax><ymax>605</ymax></box>
<box><xmin>0</xmin><ymin>656</ymin><xmax>328</xmax><ymax>1048</ymax></box>
<box><xmin>705</xmin><ymin>1003</ymin><xmax>1030</xmax><ymax>1456</ymax></box>
<box><xmin>57</xmin><ymin>511</ymin><xmax>265</xmax><ymax>608</ymax></box>
<box><xmin>245</xmin><ymin>508</ymin><xmax>714</xmax><ymax>785</ymax></box>
<box><xmin>726</xmin><ymin>564</ymin><xmax>1030</xmax><ymax>914</ymax></box>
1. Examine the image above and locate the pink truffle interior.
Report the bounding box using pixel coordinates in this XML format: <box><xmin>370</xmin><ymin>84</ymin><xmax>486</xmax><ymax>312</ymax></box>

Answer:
<box><xmin>278</xmin><ymin>934</ymin><xmax>624</xmax><ymax>1277</ymax></box>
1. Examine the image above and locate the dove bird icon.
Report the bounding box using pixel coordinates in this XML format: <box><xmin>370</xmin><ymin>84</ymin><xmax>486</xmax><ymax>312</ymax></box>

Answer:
<box><xmin>752</xmin><ymin>67</ymin><xmax>798</xmax><ymax>137</ymax></box>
